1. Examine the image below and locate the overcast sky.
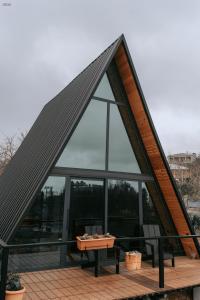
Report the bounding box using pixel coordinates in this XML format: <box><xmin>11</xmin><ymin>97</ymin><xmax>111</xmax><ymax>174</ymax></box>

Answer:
<box><xmin>1</xmin><ymin>0</ymin><xmax>200</xmax><ymax>155</ymax></box>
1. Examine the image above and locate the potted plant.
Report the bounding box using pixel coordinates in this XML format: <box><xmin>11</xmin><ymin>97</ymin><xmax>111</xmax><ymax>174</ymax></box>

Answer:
<box><xmin>6</xmin><ymin>273</ymin><xmax>25</xmax><ymax>300</ymax></box>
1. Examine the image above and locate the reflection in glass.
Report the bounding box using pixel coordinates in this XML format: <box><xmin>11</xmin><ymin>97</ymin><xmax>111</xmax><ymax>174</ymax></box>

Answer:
<box><xmin>142</xmin><ymin>183</ymin><xmax>162</xmax><ymax>225</ymax></box>
<box><xmin>12</xmin><ymin>176</ymin><xmax>66</xmax><ymax>243</ymax></box>
<box><xmin>108</xmin><ymin>180</ymin><xmax>139</xmax><ymax>237</ymax></box>
<box><xmin>56</xmin><ymin>100</ymin><xmax>107</xmax><ymax>170</ymax></box>
<box><xmin>69</xmin><ymin>179</ymin><xmax>104</xmax><ymax>239</ymax></box>
<box><xmin>109</xmin><ymin>105</ymin><xmax>141</xmax><ymax>173</ymax></box>
<box><xmin>94</xmin><ymin>73</ymin><xmax>115</xmax><ymax>100</ymax></box>
<box><xmin>67</xmin><ymin>179</ymin><xmax>104</xmax><ymax>264</ymax></box>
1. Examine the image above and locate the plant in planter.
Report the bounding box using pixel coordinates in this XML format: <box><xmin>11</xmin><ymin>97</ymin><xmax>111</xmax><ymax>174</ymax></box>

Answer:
<box><xmin>77</xmin><ymin>233</ymin><xmax>116</xmax><ymax>250</ymax></box>
<box><xmin>6</xmin><ymin>273</ymin><xmax>25</xmax><ymax>300</ymax></box>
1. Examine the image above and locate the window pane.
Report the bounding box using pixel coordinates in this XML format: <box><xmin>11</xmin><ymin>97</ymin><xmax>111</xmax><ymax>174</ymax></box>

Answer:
<box><xmin>67</xmin><ymin>179</ymin><xmax>105</xmax><ymax>264</ymax></box>
<box><xmin>109</xmin><ymin>105</ymin><xmax>141</xmax><ymax>173</ymax></box>
<box><xmin>94</xmin><ymin>74</ymin><xmax>115</xmax><ymax>101</ymax></box>
<box><xmin>12</xmin><ymin>176</ymin><xmax>66</xmax><ymax>243</ymax></box>
<box><xmin>69</xmin><ymin>179</ymin><xmax>105</xmax><ymax>239</ymax></box>
<box><xmin>108</xmin><ymin>180</ymin><xmax>139</xmax><ymax>237</ymax></box>
<box><xmin>142</xmin><ymin>182</ymin><xmax>161</xmax><ymax>225</ymax></box>
<box><xmin>56</xmin><ymin>100</ymin><xmax>107</xmax><ymax>170</ymax></box>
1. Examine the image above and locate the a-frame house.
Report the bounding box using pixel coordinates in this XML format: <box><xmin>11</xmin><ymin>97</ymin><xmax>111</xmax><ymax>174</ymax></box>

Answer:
<box><xmin>0</xmin><ymin>34</ymin><xmax>198</xmax><ymax>262</ymax></box>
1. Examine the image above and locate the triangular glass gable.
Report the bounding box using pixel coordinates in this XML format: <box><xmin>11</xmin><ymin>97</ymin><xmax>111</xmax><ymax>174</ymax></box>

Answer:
<box><xmin>56</xmin><ymin>72</ymin><xmax>141</xmax><ymax>173</ymax></box>
<box><xmin>56</xmin><ymin>99</ymin><xmax>107</xmax><ymax>170</ymax></box>
<box><xmin>109</xmin><ymin>104</ymin><xmax>141</xmax><ymax>173</ymax></box>
<box><xmin>94</xmin><ymin>74</ymin><xmax>115</xmax><ymax>101</ymax></box>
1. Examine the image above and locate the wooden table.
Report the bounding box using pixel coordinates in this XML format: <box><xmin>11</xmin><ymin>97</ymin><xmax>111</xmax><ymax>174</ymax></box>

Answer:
<box><xmin>76</xmin><ymin>235</ymin><xmax>120</xmax><ymax>277</ymax></box>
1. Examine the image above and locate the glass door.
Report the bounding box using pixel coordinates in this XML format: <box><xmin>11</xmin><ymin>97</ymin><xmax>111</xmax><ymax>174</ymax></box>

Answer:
<box><xmin>67</xmin><ymin>178</ymin><xmax>105</xmax><ymax>264</ymax></box>
<box><xmin>107</xmin><ymin>179</ymin><xmax>140</xmax><ymax>255</ymax></box>
<box><xmin>108</xmin><ymin>180</ymin><xmax>139</xmax><ymax>237</ymax></box>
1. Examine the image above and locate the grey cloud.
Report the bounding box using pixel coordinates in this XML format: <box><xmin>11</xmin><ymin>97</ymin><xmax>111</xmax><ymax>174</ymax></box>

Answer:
<box><xmin>1</xmin><ymin>0</ymin><xmax>200</xmax><ymax>155</ymax></box>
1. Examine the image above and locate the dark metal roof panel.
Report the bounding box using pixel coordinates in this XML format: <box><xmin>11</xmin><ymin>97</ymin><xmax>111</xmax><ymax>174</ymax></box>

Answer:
<box><xmin>0</xmin><ymin>36</ymin><xmax>122</xmax><ymax>241</ymax></box>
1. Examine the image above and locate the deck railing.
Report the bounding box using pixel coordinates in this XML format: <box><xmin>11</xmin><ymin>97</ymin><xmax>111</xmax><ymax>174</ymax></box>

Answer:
<box><xmin>0</xmin><ymin>234</ymin><xmax>199</xmax><ymax>300</ymax></box>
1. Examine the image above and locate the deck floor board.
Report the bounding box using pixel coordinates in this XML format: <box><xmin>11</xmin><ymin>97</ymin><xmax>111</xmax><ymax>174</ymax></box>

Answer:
<box><xmin>20</xmin><ymin>257</ymin><xmax>200</xmax><ymax>299</ymax></box>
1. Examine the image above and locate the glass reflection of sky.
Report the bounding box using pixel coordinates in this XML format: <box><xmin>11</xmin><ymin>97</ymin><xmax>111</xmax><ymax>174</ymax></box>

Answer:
<box><xmin>42</xmin><ymin>176</ymin><xmax>65</xmax><ymax>196</ymax></box>
<box><xmin>56</xmin><ymin>72</ymin><xmax>141</xmax><ymax>174</ymax></box>
<box><xmin>109</xmin><ymin>105</ymin><xmax>141</xmax><ymax>173</ymax></box>
<box><xmin>56</xmin><ymin>99</ymin><xmax>107</xmax><ymax>170</ymax></box>
<box><xmin>94</xmin><ymin>74</ymin><xmax>115</xmax><ymax>101</ymax></box>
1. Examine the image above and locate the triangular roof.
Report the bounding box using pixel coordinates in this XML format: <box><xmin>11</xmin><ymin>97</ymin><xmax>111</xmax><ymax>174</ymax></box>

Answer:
<box><xmin>0</xmin><ymin>36</ymin><xmax>122</xmax><ymax>242</ymax></box>
<box><xmin>0</xmin><ymin>35</ymin><xmax>198</xmax><ymax>257</ymax></box>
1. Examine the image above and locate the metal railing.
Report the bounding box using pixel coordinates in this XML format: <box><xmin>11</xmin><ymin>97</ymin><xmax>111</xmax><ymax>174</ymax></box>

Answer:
<box><xmin>0</xmin><ymin>234</ymin><xmax>199</xmax><ymax>300</ymax></box>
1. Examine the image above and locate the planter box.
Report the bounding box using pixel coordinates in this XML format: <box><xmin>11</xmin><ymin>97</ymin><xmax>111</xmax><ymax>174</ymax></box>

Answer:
<box><xmin>125</xmin><ymin>252</ymin><xmax>142</xmax><ymax>271</ymax></box>
<box><xmin>76</xmin><ymin>235</ymin><xmax>115</xmax><ymax>251</ymax></box>
<box><xmin>6</xmin><ymin>287</ymin><xmax>26</xmax><ymax>300</ymax></box>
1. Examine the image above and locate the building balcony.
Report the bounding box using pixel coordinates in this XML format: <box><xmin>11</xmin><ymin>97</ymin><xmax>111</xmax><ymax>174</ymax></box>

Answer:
<box><xmin>19</xmin><ymin>256</ymin><xmax>199</xmax><ymax>299</ymax></box>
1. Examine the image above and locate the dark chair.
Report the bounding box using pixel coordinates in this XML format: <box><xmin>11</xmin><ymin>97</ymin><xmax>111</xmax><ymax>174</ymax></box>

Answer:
<box><xmin>142</xmin><ymin>224</ymin><xmax>175</xmax><ymax>268</ymax></box>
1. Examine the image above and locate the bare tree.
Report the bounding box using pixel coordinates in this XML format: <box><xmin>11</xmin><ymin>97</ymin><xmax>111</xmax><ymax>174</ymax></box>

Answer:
<box><xmin>0</xmin><ymin>133</ymin><xmax>26</xmax><ymax>175</ymax></box>
<box><xmin>177</xmin><ymin>155</ymin><xmax>200</xmax><ymax>201</ymax></box>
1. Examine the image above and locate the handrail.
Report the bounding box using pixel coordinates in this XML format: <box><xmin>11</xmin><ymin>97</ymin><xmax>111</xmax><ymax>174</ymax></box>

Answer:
<box><xmin>116</xmin><ymin>234</ymin><xmax>200</xmax><ymax>242</ymax></box>
<box><xmin>1</xmin><ymin>234</ymin><xmax>199</xmax><ymax>249</ymax></box>
<box><xmin>5</xmin><ymin>239</ymin><xmax>76</xmax><ymax>249</ymax></box>
<box><xmin>0</xmin><ymin>234</ymin><xmax>199</xmax><ymax>299</ymax></box>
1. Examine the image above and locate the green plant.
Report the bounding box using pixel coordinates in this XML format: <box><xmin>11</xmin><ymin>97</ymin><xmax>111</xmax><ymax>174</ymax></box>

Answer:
<box><xmin>6</xmin><ymin>273</ymin><xmax>22</xmax><ymax>291</ymax></box>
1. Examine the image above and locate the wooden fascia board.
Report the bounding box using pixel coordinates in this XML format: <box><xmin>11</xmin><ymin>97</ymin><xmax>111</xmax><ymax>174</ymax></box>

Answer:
<box><xmin>115</xmin><ymin>43</ymin><xmax>198</xmax><ymax>257</ymax></box>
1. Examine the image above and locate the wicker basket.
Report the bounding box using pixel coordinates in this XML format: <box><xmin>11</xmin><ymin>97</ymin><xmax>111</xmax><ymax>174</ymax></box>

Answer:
<box><xmin>125</xmin><ymin>251</ymin><xmax>142</xmax><ymax>270</ymax></box>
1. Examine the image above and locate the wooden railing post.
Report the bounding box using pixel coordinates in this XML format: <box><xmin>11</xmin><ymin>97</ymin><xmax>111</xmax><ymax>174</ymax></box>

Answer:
<box><xmin>0</xmin><ymin>247</ymin><xmax>9</xmax><ymax>300</ymax></box>
<box><xmin>158</xmin><ymin>238</ymin><xmax>164</xmax><ymax>288</ymax></box>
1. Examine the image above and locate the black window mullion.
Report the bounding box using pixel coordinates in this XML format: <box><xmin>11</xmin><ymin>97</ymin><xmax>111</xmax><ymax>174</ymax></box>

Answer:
<box><xmin>92</xmin><ymin>95</ymin><xmax>125</xmax><ymax>106</ymax></box>
<box><xmin>62</xmin><ymin>176</ymin><xmax>71</xmax><ymax>241</ymax></box>
<box><xmin>60</xmin><ymin>176</ymin><xmax>71</xmax><ymax>266</ymax></box>
<box><xmin>51</xmin><ymin>167</ymin><xmax>154</xmax><ymax>182</ymax></box>
<box><xmin>104</xmin><ymin>178</ymin><xmax>108</xmax><ymax>233</ymax></box>
<box><xmin>138</xmin><ymin>181</ymin><xmax>143</xmax><ymax>227</ymax></box>
<box><xmin>105</xmin><ymin>102</ymin><xmax>110</xmax><ymax>171</ymax></box>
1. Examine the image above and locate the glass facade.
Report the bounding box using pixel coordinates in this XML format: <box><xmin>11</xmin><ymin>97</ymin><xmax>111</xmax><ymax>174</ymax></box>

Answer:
<box><xmin>55</xmin><ymin>74</ymin><xmax>141</xmax><ymax>174</ymax></box>
<box><xmin>66</xmin><ymin>179</ymin><xmax>105</xmax><ymax>264</ymax></box>
<box><xmin>12</xmin><ymin>71</ymin><xmax>175</xmax><ymax>246</ymax></box>
<box><xmin>12</xmin><ymin>177</ymin><xmax>163</xmax><ymax>245</ymax></box>
<box><xmin>69</xmin><ymin>179</ymin><xmax>105</xmax><ymax>239</ymax></box>
<box><xmin>94</xmin><ymin>74</ymin><xmax>115</xmax><ymax>100</ymax></box>
<box><xmin>142</xmin><ymin>182</ymin><xmax>161</xmax><ymax>225</ymax></box>
<box><xmin>109</xmin><ymin>105</ymin><xmax>141</xmax><ymax>173</ymax></box>
<box><xmin>56</xmin><ymin>100</ymin><xmax>107</xmax><ymax>170</ymax></box>
<box><xmin>12</xmin><ymin>176</ymin><xmax>65</xmax><ymax>244</ymax></box>
<box><xmin>10</xmin><ymin>69</ymin><xmax>181</xmax><ymax>272</ymax></box>
<box><xmin>108</xmin><ymin>180</ymin><xmax>139</xmax><ymax>237</ymax></box>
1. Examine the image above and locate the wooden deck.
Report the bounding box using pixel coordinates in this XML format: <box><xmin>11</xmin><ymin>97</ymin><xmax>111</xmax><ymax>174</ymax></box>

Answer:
<box><xmin>21</xmin><ymin>257</ymin><xmax>200</xmax><ymax>299</ymax></box>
